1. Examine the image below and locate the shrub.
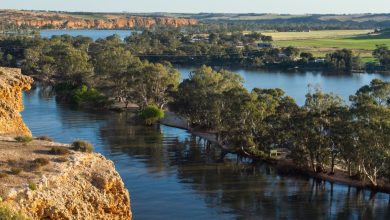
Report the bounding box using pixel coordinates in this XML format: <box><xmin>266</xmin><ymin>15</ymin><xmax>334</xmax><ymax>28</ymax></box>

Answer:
<box><xmin>28</xmin><ymin>182</ymin><xmax>37</xmax><ymax>191</ymax></box>
<box><xmin>55</xmin><ymin>157</ymin><xmax>69</xmax><ymax>163</ymax></box>
<box><xmin>0</xmin><ymin>173</ymin><xmax>7</xmax><ymax>179</ymax></box>
<box><xmin>139</xmin><ymin>105</ymin><xmax>165</xmax><ymax>125</ymax></box>
<box><xmin>72</xmin><ymin>140</ymin><xmax>93</xmax><ymax>153</ymax></box>
<box><xmin>49</xmin><ymin>146</ymin><xmax>71</xmax><ymax>155</ymax></box>
<box><xmin>32</xmin><ymin>158</ymin><xmax>49</xmax><ymax>167</ymax></box>
<box><xmin>70</xmin><ymin>85</ymin><xmax>112</xmax><ymax>107</ymax></box>
<box><xmin>9</xmin><ymin>168</ymin><xmax>22</xmax><ymax>175</ymax></box>
<box><xmin>14</xmin><ymin>136</ymin><xmax>33</xmax><ymax>143</ymax></box>
<box><xmin>0</xmin><ymin>204</ymin><xmax>28</xmax><ymax>220</ymax></box>
<box><xmin>36</xmin><ymin>136</ymin><xmax>53</xmax><ymax>142</ymax></box>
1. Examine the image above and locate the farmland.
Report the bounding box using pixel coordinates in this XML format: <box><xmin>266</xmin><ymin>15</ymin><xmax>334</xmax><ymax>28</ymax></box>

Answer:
<box><xmin>265</xmin><ymin>30</ymin><xmax>390</xmax><ymax>62</ymax></box>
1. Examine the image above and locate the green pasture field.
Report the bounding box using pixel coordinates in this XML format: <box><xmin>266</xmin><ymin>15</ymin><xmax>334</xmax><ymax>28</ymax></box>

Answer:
<box><xmin>264</xmin><ymin>30</ymin><xmax>390</xmax><ymax>62</ymax></box>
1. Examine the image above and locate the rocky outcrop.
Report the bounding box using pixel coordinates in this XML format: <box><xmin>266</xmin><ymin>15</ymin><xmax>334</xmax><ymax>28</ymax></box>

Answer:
<box><xmin>8</xmin><ymin>151</ymin><xmax>132</xmax><ymax>220</ymax></box>
<box><xmin>0</xmin><ymin>67</ymin><xmax>33</xmax><ymax>136</ymax></box>
<box><xmin>1</xmin><ymin>10</ymin><xmax>198</xmax><ymax>29</ymax></box>
<box><xmin>0</xmin><ymin>66</ymin><xmax>131</xmax><ymax>219</ymax></box>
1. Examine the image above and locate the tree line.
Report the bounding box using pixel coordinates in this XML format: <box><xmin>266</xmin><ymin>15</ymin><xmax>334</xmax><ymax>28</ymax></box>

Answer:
<box><xmin>0</xmin><ymin>31</ymin><xmax>381</xmax><ymax>74</ymax></box>
<box><xmin>170</xmin><ymin>66</ymin><xmax>390</xmax><ymax>188</ymax></box>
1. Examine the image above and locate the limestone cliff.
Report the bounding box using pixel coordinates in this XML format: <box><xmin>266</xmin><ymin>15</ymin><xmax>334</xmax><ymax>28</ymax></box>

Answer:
<box><xmin>0</xmin><ymin>137</ymin><xmax>132</xmax><ymax>219</ymax></box>
<box><xmin>0</xmin><ymin>67</ymin><xmax>132</xmax><ymax>219</ymax></box>
<box><xmin>1</xmin><ymin>10</ymin><xmax>198</xmax><ymax>29</ymax></box>
<box><xmin>0</xmin><ymin>67</ymin><xmax>33</xmax><ymax>136</ymax></box>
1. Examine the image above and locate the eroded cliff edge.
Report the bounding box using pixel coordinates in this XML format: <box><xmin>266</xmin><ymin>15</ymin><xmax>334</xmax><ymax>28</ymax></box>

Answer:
<box><xmin>0</xmin><ymin>67</ymin><xmax>33</xmax><ymax>136</ymax></box>
<box><xmin>0</xmin><ymin>67</ymin><xmax>132</xmax><ymax>219</ymax></box>
<box><xmin>1</xmin><ymin>10</ymin><xmax>198</xmax><ymax>29</ymax></box>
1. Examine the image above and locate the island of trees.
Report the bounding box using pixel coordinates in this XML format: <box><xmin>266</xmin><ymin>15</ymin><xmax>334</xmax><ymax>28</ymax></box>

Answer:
<box><xmin>0</xmin><ymin>33</ymin><xmax>389</xmax><ymax>191</ymax></box>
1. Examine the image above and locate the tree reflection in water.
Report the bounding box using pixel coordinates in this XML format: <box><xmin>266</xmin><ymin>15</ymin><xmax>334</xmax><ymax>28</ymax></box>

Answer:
<box><xmin>99</xmin><ymin>112</ymin><xmax>390</xmax><ymax>220</ymax></box>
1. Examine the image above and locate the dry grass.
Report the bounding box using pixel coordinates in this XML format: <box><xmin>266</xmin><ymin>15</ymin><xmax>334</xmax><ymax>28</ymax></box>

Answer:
<box><xmin>265</xmin><ymin>30</ymin><xmax>372</xmax><ymax>41</ymax></box>
<box><xmin>0</xmin><ymin>137</ymin><xmax>73</xmax><ymax>199</ymax></box>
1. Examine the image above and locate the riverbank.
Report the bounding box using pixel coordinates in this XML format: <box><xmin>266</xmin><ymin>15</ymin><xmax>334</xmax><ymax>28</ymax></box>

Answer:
<box><xmin>160</xmin><ymin>111</ymin><xmax>390</xmax><ymax>194</ymax></box>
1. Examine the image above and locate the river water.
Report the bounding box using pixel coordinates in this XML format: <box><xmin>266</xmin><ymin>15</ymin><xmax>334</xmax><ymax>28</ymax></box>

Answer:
<box><xmin>22</xmin><ymin>86</ymin><xmax>389</xmax><ymax>220</ymax></box>
<box><xmin>24</xmin><ymin>30</ymin><xmax>390</xmax><ymax>219</ymax></box>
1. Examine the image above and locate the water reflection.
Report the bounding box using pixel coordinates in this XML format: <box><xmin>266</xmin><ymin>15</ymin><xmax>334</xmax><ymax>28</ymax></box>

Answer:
<box><xmin>22</xmin><ymin>88</ymin><xmax>389</xmax><ymax>220</ymax></box>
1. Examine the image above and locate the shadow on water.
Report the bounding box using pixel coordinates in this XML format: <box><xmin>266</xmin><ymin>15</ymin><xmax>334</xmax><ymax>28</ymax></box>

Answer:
<box><xmin>22</xmin><ymin>87</ymin><xmax>390</xmax><ymax>220</ymax></box>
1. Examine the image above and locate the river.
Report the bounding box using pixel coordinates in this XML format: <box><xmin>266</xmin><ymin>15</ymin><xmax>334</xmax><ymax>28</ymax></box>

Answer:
<box><xmin>24</xmin><ymin>30</ymin><xmax>390</xmax><ymax>219</ymax></box>
<box><xmin>22</xmin><ymin>86</ymin><xmax>389</xmax><ymax>220</ymax></box>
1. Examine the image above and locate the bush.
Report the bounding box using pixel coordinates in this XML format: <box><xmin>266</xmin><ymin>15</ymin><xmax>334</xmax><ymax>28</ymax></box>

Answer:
<box><xmin>28</xmin><ymin>182</ymin><xmax>37</xmax><ymax>191</ymax></box>
<box><xmin>14</xmin><ymin>136</ymin><xmax>33</xmax><ymax>143</ymax></box>
<box><xmin>9</xmin><ymin>168</ymin><xmax>22</xmax><ymax>175</ymax></box>
<box><xmin>70</xmin><ymin>85</ymin><xmax>112</xmax><ymax>107</ymax></box>
<box><xmin>0</xmin><ymin>204</ymin><xmax>28</xmax><ymax>220</ymax></box>
<box><xmin>36</xmin><ymin>136</ymin><xmax>53</xmax><ymax>142</ymax></box>
<box><xmin>49</xmin><ymin>146</ymin><xmax>71</xmax><ymax>155</ymax></box>
<box><xmin>0</xmin><ymin>173</ymin><xmax>7</xmax><ymax>179</ymax></box>
<box><xmin>32</xmin><ymin>158</ymin><xmax>49</xmax><ymax>167</ymax></box>
<box><xmin>139</xmin><ymin>105</ymin><xmax>165</xmax><ymax>125</ymax></box>
<box><xmin>72</xmin><ymin>140</ymin><xmax>93</xmax><ymax>153</ymax></box>
<box><xmin>55</xmin><ymin>157</ymin><xmax>69</xmax><ymax>163</ymax></box>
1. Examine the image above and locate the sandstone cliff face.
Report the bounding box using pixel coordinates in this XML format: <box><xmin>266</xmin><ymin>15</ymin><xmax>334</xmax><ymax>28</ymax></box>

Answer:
<box><xmin>0</xmin><ymin>67</ymin><xmax>33</xmax><ymax>136</ymax></box>
<box><xmin>1</xmin><ymin>10</ymin><xmax>198</xmax><ymax>29</ymax></box>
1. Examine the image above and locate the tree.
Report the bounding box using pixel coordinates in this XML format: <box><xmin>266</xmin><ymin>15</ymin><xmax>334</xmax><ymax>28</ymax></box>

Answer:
<box><xmin>132</xmin><ymin>62</ymin><xmax>180</xmax><ymax>109</ymax></box>
<box><xmin>90</xmin><ymin>41</ymin><xmax>141</xmax><ymax>104</ymax></box>
<box><xmin>373</xmin><ymin>44</ymin><xmax>390</xmax><ymax>70</ymax></box>
<box><xmin>325</xmin><ymin>49</ymin><xmax>360</xmax><ymax>73</ymax></box>
<box><xmin>171</xmin><ymin>65</ymin><xmax>243</xmax><ymax>129</ymax></box>
<box><xmin>291</xmin><ymin>85</ymin><xmax>344</xmax><ymax>172</ymax></box>
<box><xmin>349</xmin><ymin>79</ymin><xmax>390</xmax><ymax>185</ymax></box>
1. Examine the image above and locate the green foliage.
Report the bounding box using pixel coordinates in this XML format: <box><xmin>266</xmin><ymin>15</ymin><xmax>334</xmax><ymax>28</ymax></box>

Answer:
<box><xmin>72</xmin><ymin>140</ymin><xmax>94</xmax><ymax>153</ymax></box>
<box><xmin>49</xmin><ymin>146</ymin><xmax>71</xmax><ymax>155</ymax></box>
<box><xmin>139</xmin><ymin>105</ymin><xmax>165</xmax><ymax>125</ymax></box>
<box><xmin>14</xmin><ymin>136</ymin><xmax>33</xmax><ymax>143</ymax></box>
<box><xmin>325</xmin><ymin>49</ymin><xmax>360</xmax><ymax>72</ymax></box>
<box><xmin>171</xmin><ymin>66</ymin><xmax>390</xmax><ymax>186</ymax></box>
<box><xmin>373</xmin><ymin>44</ymin><xmax>390</xmax><ymax>70</ymax></box>
<box><xmin>28</xmin><ymin>182</ymin><xmax>37</xmax><ymax>191</ymax></box>
<box><xmin>0</xmin><ymin>204</ymin><xmax>29</xmax><ymax>220</ymax></box>
<box><xmin>70</xmin><ymin>85</ymin><xmax>111</xmax><ymax>107</ymax></box>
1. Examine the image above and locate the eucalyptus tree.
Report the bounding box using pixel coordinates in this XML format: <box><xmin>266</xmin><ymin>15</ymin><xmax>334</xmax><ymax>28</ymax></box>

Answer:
<box><xmin>131</xmin><ymin>62</ymin><xmax>180</xmax><ymax>109</ymax></box>
<box><xmin>25</xmin><ymin>40</ymin><xmax>93</xmax><ymax>86</ymax></box>
<box><xmin>171</xmin><ymin>65</ymin><xmax>244</xmax><ymax>129</ymax></box>
<box><xmin>90</xmin><ymin>37</ymin><xmax>140</xmax><ymax>103</ymax></box>
<box><xmin>291</xmin><ymin>85</ymin><xmax>344</xmax><ymax>172</ymax></box>
<box><xmin>349</xmin><ymin>79</ymin><xmax>390</xmax><ymax>186</ymax></box>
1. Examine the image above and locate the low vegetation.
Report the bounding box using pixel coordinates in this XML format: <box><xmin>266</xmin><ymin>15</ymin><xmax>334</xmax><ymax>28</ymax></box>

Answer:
<box><xmin>139</xmin><ymin>105</ymin><xmax>165</xmax><ymax>125</ymax></box>
<box><xmin>9</xmin><ymin>168</ymin><xmax>22</xmax><ymax>175</ymax></box>
<box><xmin>14</xmin><ymin>136</ymin><xmax>33</xmax><ymax>143</ymax></box>
<box><xmin>49</xmin><ymin>146</ymin><xmax>71</xmax><ymax>155</ymax></box>
<box><xmin>72</xmin><ymin>140</ymin><xmax>93</xmax><ymax>153</ymax></box>
<box><xmin>28</xmin><ymin>182</ymin><xmax>37</xmax><ymax>191</ymax></box>
<box><xmin>0</xmin><ymin>204</ymin><xmax>28</xmax><ymax>220</ymax></box>
<box><xmin>35</xmin><ymin>136</ymin><xmax>53</xmax><ymax>142</ymax></box>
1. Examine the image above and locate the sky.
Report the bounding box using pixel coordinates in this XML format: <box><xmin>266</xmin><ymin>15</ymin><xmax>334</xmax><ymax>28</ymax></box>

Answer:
<box><xmin>1</xmin><ymin>0</ymin><xmax>390</xmax><ymax>14</ymax></box>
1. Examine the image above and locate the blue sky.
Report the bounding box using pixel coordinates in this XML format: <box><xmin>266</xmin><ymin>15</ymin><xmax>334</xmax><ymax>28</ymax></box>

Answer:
<box><xmin>1</xmin><ymin>0</ymin><xmax>389</xmax><ymax>14</ymax></box>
